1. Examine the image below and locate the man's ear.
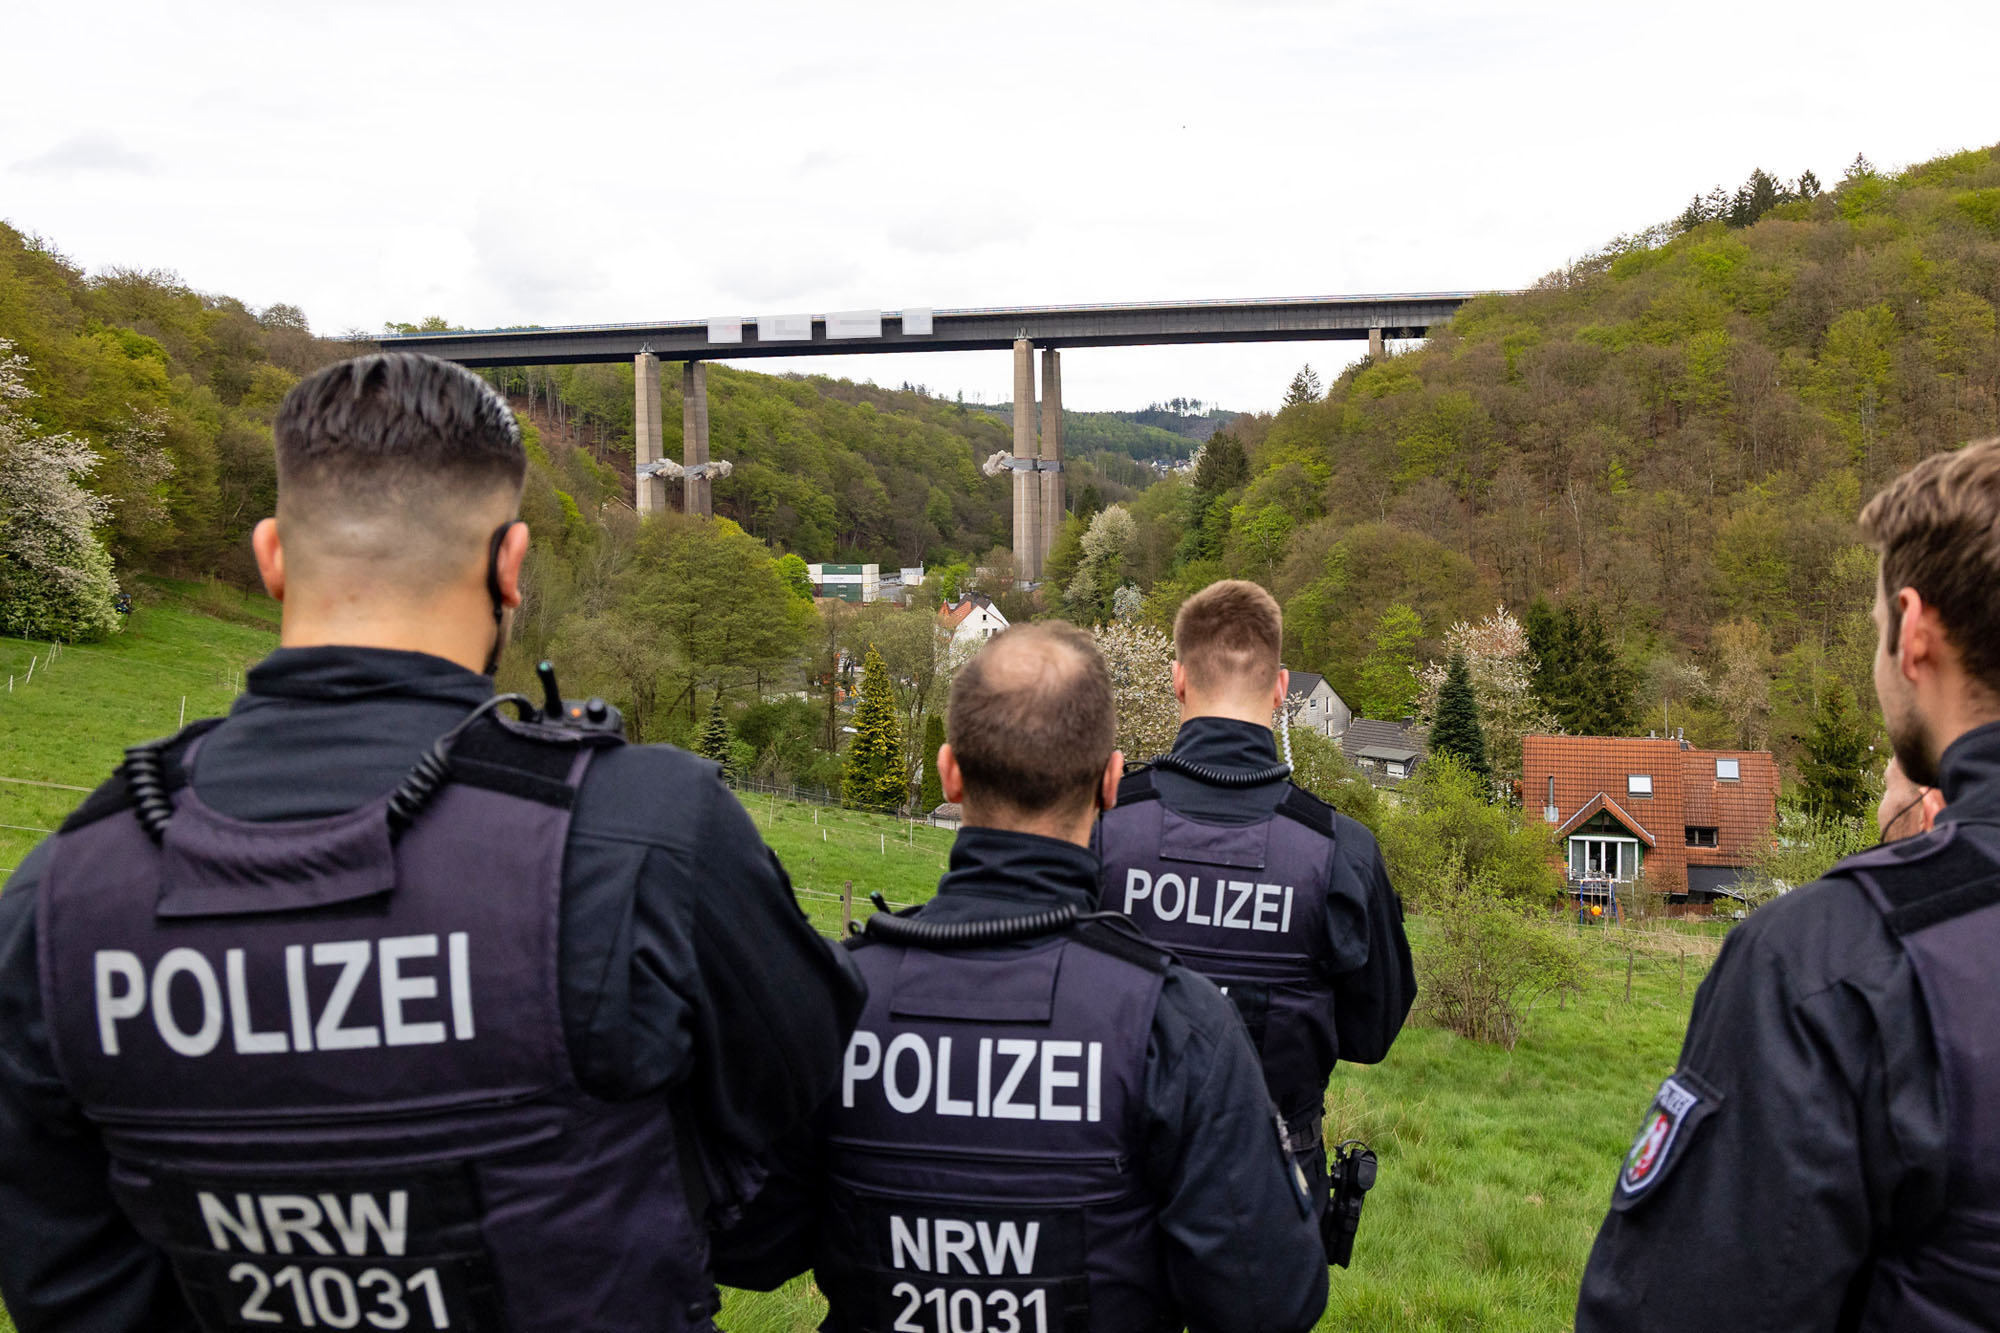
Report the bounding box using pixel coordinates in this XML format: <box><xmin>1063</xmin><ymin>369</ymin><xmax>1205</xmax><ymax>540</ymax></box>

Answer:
<box><xmin>496</xmin><ymin>521</ymin><xmax>530</xmax><ymax>609</ymax></box>
<box><xmin>1100</xmin><ymin>749</ymin><xmax>1124</xmax><ymax>812</ymax></box>
<box><xmin>1921</xmin><ymin>786</ymin><xmax>1948</xmax><ymax>827</ymax></box>
<box><xmin>938</xmin><ymin>743</ymin><xmax>965</xmax><ymax>805</ymax></box>
<box><xmin>1171</xmin><ymin>661</ymin><xmax>1188</xmax><ymax>705</ymax></box>
<box><xmin>1273</xmin><ymin>667</ymin><xmax>1290</xmax><ymax>713</ymax></box>
<box><xmin>1896</xmin><ymin>587</ymin><xmax>1940</xmax><ymax>684</ymax></box>
<box><xmin>252</xmin><ymin>518</ymin><xmax>285</xmax><ymax>602</ymax></box>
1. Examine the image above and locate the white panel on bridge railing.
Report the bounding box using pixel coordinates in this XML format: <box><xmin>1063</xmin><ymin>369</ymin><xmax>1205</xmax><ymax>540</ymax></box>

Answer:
<box><xmin>707</xmin><ymin>317</ymin><xmax>743</xmax><ymax>343</ymax></box>
<box><xmin>759</xmin><ymin>313</ymin><xmax>813</xmax><ymax>341</ymax></box>
<box><xmin>825</xmin><ymin>310</ymin><xmax>882</xmax><ymax>339</ymax></box>
<box><xmin>902</xmin><ymin>307</ymin><xmax>933</xmax><ymax>335</ymax></box>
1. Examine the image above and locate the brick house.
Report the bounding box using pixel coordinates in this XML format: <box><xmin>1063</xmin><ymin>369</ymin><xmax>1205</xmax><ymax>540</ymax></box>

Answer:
<box><xmin>1522</xmin><ymin>734</ymin><xmax>1780</xmax><ymax>901</ymax></box>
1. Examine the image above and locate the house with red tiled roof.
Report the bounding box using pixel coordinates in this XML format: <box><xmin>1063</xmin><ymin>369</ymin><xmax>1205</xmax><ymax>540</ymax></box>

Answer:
<box><xmin>1522</xmin><ymin>734</ymin><xmax>1780</xmax><ymax>902</ymax></box>
<box><xmin>937</xmin><ymin>595</ymin><xmax>1009</xmax><ymax>649</ymax></box>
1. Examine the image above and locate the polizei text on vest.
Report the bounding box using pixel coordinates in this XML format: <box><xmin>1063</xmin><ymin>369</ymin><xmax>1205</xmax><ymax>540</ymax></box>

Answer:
<box><xmin>93</xmin><ymin>934</ymin><xmax>476</xmax><ymax>1056</ymax></box>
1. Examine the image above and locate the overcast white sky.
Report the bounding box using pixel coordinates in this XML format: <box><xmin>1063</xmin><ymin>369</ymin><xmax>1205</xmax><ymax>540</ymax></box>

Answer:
<box><xmin>4</xmin><ymin>0</ymin><xmax>1995</xmax><ymax>411</ymax></box>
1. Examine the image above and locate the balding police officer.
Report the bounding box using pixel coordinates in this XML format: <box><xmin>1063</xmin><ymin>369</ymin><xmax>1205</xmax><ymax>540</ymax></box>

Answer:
<box><xmin>1578</xmin><ymin>436</ymin><xmax>2000</xmax><ymax>1330</ymax></box>
<box><xmin>0</xmin><ymin>353</ymin><xmax>864</xmax><ymax>1332</ymax></box>
<box><xmin>717</xmin><ymin>622</ymin><xmax>1329</xmax><ymax>1331</ymax></box>
<box><xmin>1092</xmin><ymin>580</ymin><xmax>1415</xmax><ymax>1255</ymax></box>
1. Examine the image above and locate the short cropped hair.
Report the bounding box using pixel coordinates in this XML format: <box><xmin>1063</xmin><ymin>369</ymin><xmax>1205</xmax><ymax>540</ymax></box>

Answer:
<box><xmin>948</xmin><ymin>623</ymin><xmax>1115</xmax><ymax>818</ymax></box>
<box><xmin>1858</xmin><ymin>437</ymin><xmax>2000</xmax><ymax>699</ymax></box>
<box><xmin>275</xmin><ymin>353</ymin><xmax>524</xmax><ymax>502</ymax></box>
<box><xmin>1174</xmin><ymin>579</ymin><xmax>1282</xmax><ymax>695</ymax></box>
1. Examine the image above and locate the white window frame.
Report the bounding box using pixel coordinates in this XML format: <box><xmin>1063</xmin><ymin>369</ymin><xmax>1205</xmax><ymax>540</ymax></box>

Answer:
<box><xmin>1716</xmin><ymin>758</ymin><xmax>1740</xmax><ymax>781</ymax></box>
<box><xmin>1627</xmin><ymin>774</ymin><xmax>1654</xmax><ymax>797</ymax></box>
<box><xmin>1569</xmin><ymin>835</ymin><xmax>1641</xmax><ymax>881</ymax></box>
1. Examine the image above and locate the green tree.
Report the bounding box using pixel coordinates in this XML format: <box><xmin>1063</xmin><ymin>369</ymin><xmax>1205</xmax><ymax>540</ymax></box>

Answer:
<box><xmin>1526</xmin><ymin>599</ymin><xmax>1639</xmax><ymax>735</ymax></box>
<box><xmin>1284</xmin><ymin>365</ymin><xmax>1323</xmax><ymax>404</ymax></box>
<box><xmin>621</xmin><ymin>514</ymin><xmax>814</xmax><ymax>721</ymax></box>
<box><xmin>1353</xmin><ymin>603</ymin><xmax>1423</xmax><ymax>719</ymax></box>
<box><xmin>919</xmin><ymin>714</ymin><xmax>946</xmax><ymax>810</ymax></box>
<box><xmin>843</xmin><ymin>646</ymin><xmax>908</xmax><ymax>811</ymax></box>
<box><xmin>776</xmin><ymin>552</ymin><xmax>814</xmax><ymax>601</ymax></box>
<box><xmin>1429</xmin><ymin>652</ymin><xmax>1492</xmax><ymax>785</ymax></box>
<box><xmin>694</xmin><ymin>698</ymin><xmax>734</xmax><ymax>774</ymax></box>
<box><xmin>1798</xmin><ymin>681</ymin><xmax>1871</xmax><ymax>822</ymax></box>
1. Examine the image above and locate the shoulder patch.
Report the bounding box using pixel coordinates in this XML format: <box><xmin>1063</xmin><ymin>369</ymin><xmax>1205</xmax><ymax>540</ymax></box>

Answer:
<box><xmin>1115</xmin><ymin>768</ymin><xmax>1161</xmax><ymax>804</ymax></box>
<box><xmin>1068</xmin><ymin>918</ymin><xmax>1172</xmax><ymax>974</ymax></box>
<box><xmin>1615</xmin><ymin>1071</ymin><xmax>1721</xmax><ymax>1204</ymax></box>
<box><xmin>1275</xmin><ymin>784</ymin><xmax>1336</xmax><ymax>837</ymax></box>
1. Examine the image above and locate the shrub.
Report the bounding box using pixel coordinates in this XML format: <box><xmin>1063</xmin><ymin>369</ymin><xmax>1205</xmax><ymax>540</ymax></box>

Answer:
<box><xmin>1415</xmin><ymin>855</ymin><xmax>1586</xmax><ymax>1049</ymax></box>
<box><xmin>1286</xmin><ymin>727</ymin><xmax>1383</xmax><ymax>834</ymax></box>
<box><xmin>1380</xmin><ymin>755</ymin><xmax>1562</xmax><ymax>910</ymax></box>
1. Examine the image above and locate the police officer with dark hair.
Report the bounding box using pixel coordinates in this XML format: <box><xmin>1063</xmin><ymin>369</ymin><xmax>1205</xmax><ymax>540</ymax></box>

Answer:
<box><xmin>1093</xmin><ymin>579</ymin><xmax>1415</xmax><ymax>1258</ymax></box>
<box><xmin>1578</xmin><ymin>436</ymin><xmax>2000</xmax><ymax>1330</ymax></box>
<box><xmin>0</xmin><ymin>353</ymin><xmax>864</xmax><ymax>1332</ymax></box>
<box><xmin>717</xmin><ymin>621</ymin><xmax>1330</xmax><ymax>1331</ymax></box>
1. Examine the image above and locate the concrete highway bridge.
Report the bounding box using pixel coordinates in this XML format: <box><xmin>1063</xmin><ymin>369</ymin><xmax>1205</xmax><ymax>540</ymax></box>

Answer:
<box><xmin>385</xmin><ymin>293</ymin><xmax>1481</xmax><ymax>580</ymax></box>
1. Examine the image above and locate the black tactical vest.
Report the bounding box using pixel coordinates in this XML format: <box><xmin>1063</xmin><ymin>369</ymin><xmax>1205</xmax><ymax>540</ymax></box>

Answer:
<box><xmin>1833</xmin><ymin>819</ymin><xmax>2000</xmax><ymax>1331</ymax></box>
<box><xmin>1094</xmin><ymin>772</ymin><xmax>1339</xmax><ymax>1128</ymax></box>
<box><xmin>38</xmin><ymin>717</ymin><xmax>716</xmax><ymax>1333</ymax></box>
<box><xmin>818</xmin><ymin>921</ymin><xmax>1172</xmax><ymax>1333</ymax></box>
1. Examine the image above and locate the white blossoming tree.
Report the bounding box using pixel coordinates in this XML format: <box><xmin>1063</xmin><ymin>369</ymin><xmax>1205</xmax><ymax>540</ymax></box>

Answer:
<box><xmin>1416</xmin><ymin>605</ymin><xmax>1556</xmax><ymax>791</ymax></box>
<box><xmin>1092</xmin><ymin>620</ymin><xmax>1180</xmax><ymax>763</ymax></box>
<box><xmin>0</xmin><ymin>340</ymin><xmax>122</xmax><ymax>641</ymax></box>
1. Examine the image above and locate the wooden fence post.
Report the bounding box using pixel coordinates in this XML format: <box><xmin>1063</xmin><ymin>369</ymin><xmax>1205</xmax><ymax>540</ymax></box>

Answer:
<box><xmin>841</xmin><ymin>880</ymin><xmax>853</xmax><ymax>936</ymax></box>
<box><xmin>1624</xmin><ymin>948</ymin><xmax>1634</xmax><ymax>1003</ymax></box>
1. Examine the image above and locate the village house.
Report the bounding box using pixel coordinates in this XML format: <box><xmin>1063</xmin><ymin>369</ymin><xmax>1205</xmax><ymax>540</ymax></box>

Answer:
<box><xmin>1284</xmin><ymin>671</ymin><xmax>1351</xmax><ymax>739</ymax></box>
<box><xmin>1522</xmin><ymin>733</ymin><xmax>1780</xmax><ymax>903</ymax></box>
<box><xmin>937</xmin><ymin>594</ymin><xmax>1010</xmax><ymax>649</ymax></box>
<box><xmin>1340</xmin><ymin>718</ymin><xmax>1426</xmax><ymax>786</ymax></box>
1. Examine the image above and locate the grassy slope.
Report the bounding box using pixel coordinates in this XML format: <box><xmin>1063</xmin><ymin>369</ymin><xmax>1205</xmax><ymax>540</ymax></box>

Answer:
<box><xmin>0</xmin><ymin>580</ymin><xmax>279</xmax><ymax>875</ymax></box>
<box><xmin>1</xmin><ymin>601</ymin><xmax>1710</xmax><ymax>1332</ymax></box>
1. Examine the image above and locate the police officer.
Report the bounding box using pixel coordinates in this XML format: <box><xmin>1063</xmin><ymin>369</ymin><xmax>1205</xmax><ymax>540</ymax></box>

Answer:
<box><xmin>0</xmin><ymin>353</ymin><xmax>864</xmax><ymax>1332</ymax></box>
<box><xmin>1578</xmin><ymin>436</ymin><xmax>2000</xmax><ymax>1329</ymax></box>
<box><xmin>1092</xmin><ymin>579</ymin><xmax>1415</xmax><ymax>1249</ymax></box>
<box><xmin>717</xmin><ymin>622</ymin><xmax>1329</xmax><ymax>1331</ymax></box>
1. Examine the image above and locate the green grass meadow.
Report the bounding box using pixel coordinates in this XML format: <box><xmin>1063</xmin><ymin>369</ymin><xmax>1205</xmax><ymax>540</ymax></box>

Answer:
<box><xmin>0</xmin><ymin>597</ymin><xmax>1713</xmax><ymax>1331</ymax></box>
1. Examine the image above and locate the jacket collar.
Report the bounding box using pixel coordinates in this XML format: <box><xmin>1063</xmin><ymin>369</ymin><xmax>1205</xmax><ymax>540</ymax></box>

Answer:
<box><xmin>918</xmin><ymin>826</ymin><xmax>1102</xmax><ymax>921</ymax></box>
<box><xmin>238</xmin><ymin>646</ymin><xmax>491</xmax><ymax>710</ymax></box>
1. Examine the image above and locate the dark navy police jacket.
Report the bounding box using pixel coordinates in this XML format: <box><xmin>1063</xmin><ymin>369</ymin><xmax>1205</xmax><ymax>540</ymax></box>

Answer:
<box><xmin>715</xmin><ymin>825</ymin><xmax>1330</xmax><ymax>1333</ymax></box>
<box><xmin>1092</xmin><ymin>718</ymin><xmax>1415</xmax><ymax>1134</ymax></box>
<box><xmin>0</xmin><ymin>647</ymin><xmax>865</xmax><ymax>1332</ymax></box>
<box><xmin>1579</xmin><ymin>720</ymin><xmax>2000</xmax><ymax>1331</ymax></box>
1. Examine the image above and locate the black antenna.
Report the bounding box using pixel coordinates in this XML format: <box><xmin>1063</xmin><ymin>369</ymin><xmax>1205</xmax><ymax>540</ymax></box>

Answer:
<box><xmin>535</xmin><ymin>660</ymin><xmax>563</xmax><ymax>721</ymax></box>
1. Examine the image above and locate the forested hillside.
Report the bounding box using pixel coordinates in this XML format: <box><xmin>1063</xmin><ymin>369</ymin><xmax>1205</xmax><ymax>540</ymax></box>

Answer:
<box><xmin>1086</xmin><ymin>145</ymin><xmax>2000</xmax><ymax>769</ymax></box>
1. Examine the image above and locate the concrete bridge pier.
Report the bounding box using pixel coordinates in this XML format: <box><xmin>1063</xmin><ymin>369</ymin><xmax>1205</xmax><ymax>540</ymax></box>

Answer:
<box><xmin>1369</xmin><ymin>327</ymin><xmax>1386</xmax><ymax>359</ymax></box>
<box><xmin>682</xmin><ymin>361</ymin><xmax>712</xmax><ymax>518</ymax></box>
<box><xmin>1012</xmin><ymin>338</ymin><xmax>1041</xmax><ymax>581</ymax></box>
<box><xmin>634</xmin><ymin>351</ymin><xmax>666</xmax><ymax>515</ymax></box>
<box><xmin>1039</xmin><ymin>347</ymin><xmax>1064</xmax><ymax>570</ymax></box>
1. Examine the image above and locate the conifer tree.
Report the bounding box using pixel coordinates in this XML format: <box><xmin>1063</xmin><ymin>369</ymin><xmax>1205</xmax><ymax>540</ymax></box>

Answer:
<box><xmin>1799</xmin><ymin>681</ymin><xmax>1871</xmax><ymax>822</ymax></box>
<box><xmin>695</xmin><ymin>698</ymin><xmax>733</xmax><ymax>776</ymax></box>
<box><xmin>1429</xmin><ymin>652</ymin><xmax>1491</xmax><ymax>787</ymax></box>
<box><xmin>919</xmin><ymin>714</ymin><xmax>946</xmax><ymax>810</ymax></box>
<box><xmin>1526</xmin><ymin>598</ymin><xmax>1639</xmax><ymax>735</ymax></box>
<box><xmin>843</xmin><ymin>645</ymin><xmax>908</xmax><ymax>811</ymax></box>
<box><xmin>1284</xmin><ymin>365</ymin><xmax>1323</xmax><ymax>405</ymax></box>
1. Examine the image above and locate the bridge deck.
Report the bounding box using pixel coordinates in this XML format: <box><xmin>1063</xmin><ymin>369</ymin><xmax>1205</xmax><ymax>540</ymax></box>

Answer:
<box><xmin>381</xmin><ymin>293</ymin><xmax>1483</xmax><ymax>367</ymax></box>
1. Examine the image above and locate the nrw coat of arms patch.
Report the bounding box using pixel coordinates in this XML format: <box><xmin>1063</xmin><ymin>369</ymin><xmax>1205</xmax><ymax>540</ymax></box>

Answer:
<box><xmin>1619</xmin><ymin>1076</ymin><xmax>1701</xmax><ymax>1197</ymax></box>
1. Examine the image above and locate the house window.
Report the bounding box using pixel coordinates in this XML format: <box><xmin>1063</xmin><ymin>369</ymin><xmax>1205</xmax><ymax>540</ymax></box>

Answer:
<box><xmin>1628</xmin><ymin>774</ymin><xmax>1653</xmax><ymax>797</ymax></box>
<box><xmin>1716</xmin><ymin>758</ymin><xmax>1740</xmax><ymax>781</ymax></box>
<box><xmin>1307</xmin><ymin>699</ymin><xmax>1318</xmax><ymax>711</ymax></box>
<box><xmin>1569</xmin><ymin>836</ymin><xmax>1640</xmax><ymax>881</ymax></box>
<box><xmin>1685</xmin><ymin>826</ymin><xmax>1720</xmax><ymax>848</ymax></box>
